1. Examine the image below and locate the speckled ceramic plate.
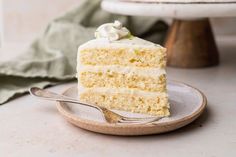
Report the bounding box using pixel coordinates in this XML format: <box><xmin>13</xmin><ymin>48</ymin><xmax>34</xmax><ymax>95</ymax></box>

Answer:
<box><xmin>56</xmin><ymin>81</ymin><xmax>207</xmax><ymax>136</ymax></box>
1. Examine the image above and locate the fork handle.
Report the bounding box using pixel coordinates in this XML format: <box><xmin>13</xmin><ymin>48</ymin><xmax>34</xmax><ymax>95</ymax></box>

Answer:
<box><xmin>30</xmin><ymin>87</ymin><xmax>101</xmax><ymax>111</ymax></box>
<box><xmin>56</xmin><ymin>98</ymin><xmax>100</xmax><ymax>111</ymax></box>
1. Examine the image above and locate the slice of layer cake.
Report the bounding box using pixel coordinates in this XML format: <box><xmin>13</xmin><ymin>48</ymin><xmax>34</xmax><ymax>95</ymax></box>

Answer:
<box><xmin>77</xmin><ymin>21</ymin><xmax>169</xmax><ymax>116</ymax></box>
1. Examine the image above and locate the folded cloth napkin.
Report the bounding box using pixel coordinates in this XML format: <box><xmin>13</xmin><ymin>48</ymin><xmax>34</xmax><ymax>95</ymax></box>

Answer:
<box><xmin>0</xmin><ymin>0</ymin><xmax>168</xmax><ymax>104</ymax></box>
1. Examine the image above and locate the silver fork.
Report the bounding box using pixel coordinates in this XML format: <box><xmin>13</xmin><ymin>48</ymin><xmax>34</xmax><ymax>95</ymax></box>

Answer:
<box><xmin>29</xmin><ymin>87</ymin><xmax>163</xmax><ymax>124</ymax></box>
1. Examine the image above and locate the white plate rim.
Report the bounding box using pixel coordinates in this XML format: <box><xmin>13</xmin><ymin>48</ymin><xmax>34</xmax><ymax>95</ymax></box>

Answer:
<box><xmin>56</xmin><ymin>81</ymin><xmax>207</xmax><ymax>134</ymax></box>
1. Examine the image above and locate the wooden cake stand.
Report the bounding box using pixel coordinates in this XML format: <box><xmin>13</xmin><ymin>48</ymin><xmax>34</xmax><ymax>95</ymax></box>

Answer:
<box><xmin>102</xmin><ymin>0</ymin><xmax>236</xmax><ymax>68</ymax></box>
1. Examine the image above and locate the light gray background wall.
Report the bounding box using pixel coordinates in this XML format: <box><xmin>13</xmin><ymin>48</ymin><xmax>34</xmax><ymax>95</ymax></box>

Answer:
<box><xmin>1</xmin><ymin>0</ymin><xmax>236</xmax><ymax>45</ymax></box>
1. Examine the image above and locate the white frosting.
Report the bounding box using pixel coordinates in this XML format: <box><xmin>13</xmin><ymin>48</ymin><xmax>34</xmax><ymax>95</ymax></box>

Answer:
<box><xmin>79</xmin><ymin>20</ymin><xmax>165</xmax><ymax>52</ymax></box>
<box><xmin>94</xmin><ymin>20</ymin><xmax>130</xmax><ymax>41</ymax></box>
<box><xmin>78</xmin><ymin>37</ymin><xmax>165</xmax><ymax>51</ymax></box>
<box><xmin>77</xmin><ymin>65</ymin><xmax>166</xmax><ymax>77</ymax></box>
<box><xmin>77</xmin><ymin>86</ymin><xmax>168</xmax><ymax>98</ymax></box>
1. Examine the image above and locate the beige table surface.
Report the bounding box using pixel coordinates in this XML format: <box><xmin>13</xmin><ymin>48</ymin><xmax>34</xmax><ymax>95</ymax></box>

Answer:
<box><xmin>0</xmin><ymin>36</ymin><xmax>236</xmax><ymax>157</ymax></box>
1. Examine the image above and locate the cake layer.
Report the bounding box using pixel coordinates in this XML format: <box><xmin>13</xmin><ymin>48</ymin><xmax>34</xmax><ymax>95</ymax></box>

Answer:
<box><xmin>79</xmin><ymin>47</ymin><xmax>166</xmax><ymax>68</ymax></box>
<box><xmin>79</xmin><ymin>90</ymin><xmax>170</xmax><ymax>116</ymax></box>
<box><xmin>79</xmin><ymin>71</ymin><xmax>166</xmax><ymax>92</ymax></box>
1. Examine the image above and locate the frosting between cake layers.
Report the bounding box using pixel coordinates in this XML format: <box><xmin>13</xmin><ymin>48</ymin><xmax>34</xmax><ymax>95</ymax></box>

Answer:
<box><xmin>77</xmin><ymin>65</ymin><xmax>166</xmax><ymax>77</ymax></box>
<box><xmin>77</xmin><ymin>85</ymin><xmax>168</xmax><ymax>98</ymax></box>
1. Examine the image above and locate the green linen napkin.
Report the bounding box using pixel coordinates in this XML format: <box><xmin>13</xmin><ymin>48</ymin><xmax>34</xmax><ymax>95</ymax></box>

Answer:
<box><xmin>0</xmin><ymin>0</ymin><xmax>168</xmax><ymax>104</ymax></box>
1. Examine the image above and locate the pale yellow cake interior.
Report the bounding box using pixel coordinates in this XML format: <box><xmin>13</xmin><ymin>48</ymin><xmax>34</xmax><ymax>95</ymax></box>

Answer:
<box><xmin>80</xmin><ymin>47</ymin><xmax>166</xmax><ymax>68</ymax></box>
<box><xmin>77</xmin><ymin>37</ymin><xmax>169</xmax><ymax>116</ymax></box>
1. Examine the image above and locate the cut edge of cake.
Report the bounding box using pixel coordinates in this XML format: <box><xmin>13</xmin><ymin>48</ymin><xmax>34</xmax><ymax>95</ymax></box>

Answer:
<box><xmin>77</xmin><ymin>21</ymin><xmax>170</xmax><ymax>117</ymax></box>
